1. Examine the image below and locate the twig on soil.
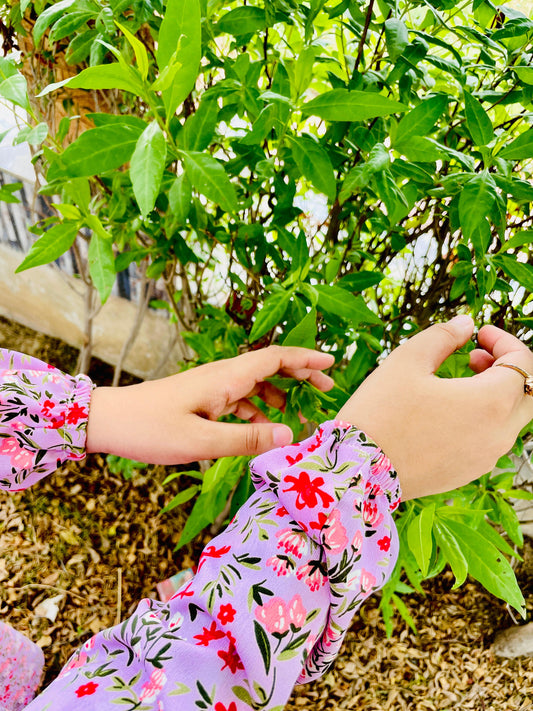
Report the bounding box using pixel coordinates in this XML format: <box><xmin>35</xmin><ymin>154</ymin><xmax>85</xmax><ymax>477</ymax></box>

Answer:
<box><xmin>116</xmin><ymin>567</ymin><xmax>122</xmax><ymax>626</ymax></box>
<box><xmin>11</xmin><ymin>583</ymin><xmax>86</xmax><ymax>601</ymax></box>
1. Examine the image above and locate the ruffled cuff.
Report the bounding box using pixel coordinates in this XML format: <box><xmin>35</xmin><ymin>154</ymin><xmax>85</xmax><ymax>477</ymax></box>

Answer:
<box><xmin>250</xmin><ymin>420</ymin><xmax>401</xmax><ymax>681</ymax></box>
<box><xmin>0</xmin><ymin>350</ymin><xmax>94</xmax><ymax>490</ymax></box>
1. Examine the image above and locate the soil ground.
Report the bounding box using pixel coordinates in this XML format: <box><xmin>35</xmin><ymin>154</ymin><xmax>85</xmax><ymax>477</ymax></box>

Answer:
<box><xmin>1</xmin><ymin>321</ymin><xmax>532</xmax><ymax>710</ymax></box>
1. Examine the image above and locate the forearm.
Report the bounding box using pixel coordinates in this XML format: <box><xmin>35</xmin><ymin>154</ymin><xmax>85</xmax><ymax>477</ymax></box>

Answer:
<box><xmin>27</xmin><ymin>421</ymin><xmax>400</xmax><ymax>709</ymax></box>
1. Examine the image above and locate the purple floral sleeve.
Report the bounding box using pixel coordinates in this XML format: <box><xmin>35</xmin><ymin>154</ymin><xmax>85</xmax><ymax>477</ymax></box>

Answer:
<box><xmin>0</xmin><ymin>349</ymin><xmax>93</xmax><ymax>491</ymax></box>
<box><xmin>26</xmin><ymin>421</ymin><xmax>401</xmax><ymax>711</ymax></box>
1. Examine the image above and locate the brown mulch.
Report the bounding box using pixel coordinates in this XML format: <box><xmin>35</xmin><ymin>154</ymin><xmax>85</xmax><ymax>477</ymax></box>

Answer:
<box><xmin>0</xmin><ymin>322</ymin><xmax>532</xmax><ymax>709</ymax></box>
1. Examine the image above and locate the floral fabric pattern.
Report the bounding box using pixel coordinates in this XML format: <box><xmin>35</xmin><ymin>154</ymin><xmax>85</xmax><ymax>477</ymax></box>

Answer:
<box><xmin>0</xmin><ymin>349</ymin><xmax>92</xmax><ymax>491</ymax></box>
<box><xmin>25</xmin><ymin>420</ymin><xmax>401</xmax><ymax>711</ymax></box>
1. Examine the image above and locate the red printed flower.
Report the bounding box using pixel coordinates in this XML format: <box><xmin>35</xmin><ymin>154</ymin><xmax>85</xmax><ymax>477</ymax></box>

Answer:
<box><xmin>171</xmin><ymin>582</ymin><xmax>194</xmax><ymax>600</ymax></box>
<box><xmin>218</xmin><ymin>641</ymin><xmax>244</xmax><ymax>674</ymax></box>
<box><xmin>204</xmin><ymin>545</ymin><xmax>231</xmax><ymax>558</ymax></box>
<box><xmin>75</xmin><ymin>681</ymin><xmax>98</xmax><ymax>697</ymax></box>
<box><xmin>66</xmin><ymin>402</ymin><xmax>88</xmax><ymax>425</ymax></box>
<box><xmin>194</xmin><ymin>621</ymin><xmax>226</xmax><ymax>647</ymax></box>
<box><xmin>283</xmin><ymin>471</ymin><xmax>334</xmax><ymax>510</ymax></box>
<box><xmin>307</xmin><ymin>428</ymin><xmax>323</xmax><ymax>452</ymax></box>
<box><xmin>217</xmin><ymin>603</ymin><xmax>236</xmax><ymax>625</ymax></box>
<box><xmin>377</xmin><ymin>536</ymin><xmax>391</xmax><ymax>552</ymax></box>
<box><xmin>49</xmin><ymin>412</ymin><xmax>66</xmax><ymax>429</ymax></box>
<box><xmin>309</xmin><ymin>512</ymin><xmax>328</xmax><ymax>531</ymax></box>
<box><xmin>286</xmin><ymin>452</ymin><xmax>303</xmax><ymax>466</ymax></box>
<box><xmin>276</xmin><ymin>506</ymin><xmax>288</xmax><ymax>518</ymax></box>
<box><xmin>215</xmin><ymin>704</ymin><xmax>237</xmax><ymax>711</ymax></box>
<box><xmin>41</xmin><ymin>399</ymin><xmax>55</xmax><ymax>417</ymax></box>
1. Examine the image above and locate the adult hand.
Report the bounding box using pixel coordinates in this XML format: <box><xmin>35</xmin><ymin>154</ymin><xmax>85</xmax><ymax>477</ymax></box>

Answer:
<box><xmin>86</xmin><ymin>346</ymin><xmax>334</xmax><ymax>464</ymax></box>
<box><xmin>337</xmin><ymin>316</ymin><xmax>533</xmax><ymax>501</ymax></box>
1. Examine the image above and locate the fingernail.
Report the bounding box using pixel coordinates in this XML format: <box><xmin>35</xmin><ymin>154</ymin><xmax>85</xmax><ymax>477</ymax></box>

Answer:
<box><xmin>450</xmin><ymin>314</ymin><xmax>474</xmax><ymax>333</ymax></box>
<box><xmin>273</xmin><ymin>425</ymin><xmax>293</xmax><ymax>447</ymax></box>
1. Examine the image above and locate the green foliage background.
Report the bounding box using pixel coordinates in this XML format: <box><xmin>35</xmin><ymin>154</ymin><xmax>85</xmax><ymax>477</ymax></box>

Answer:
<box><xmin>2</xmin><ymin>0</ymin><xmax>533</xmax><ymax>631</ymax></box>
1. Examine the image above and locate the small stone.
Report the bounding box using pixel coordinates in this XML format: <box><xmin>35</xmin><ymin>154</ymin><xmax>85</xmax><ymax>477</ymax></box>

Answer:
<box><xmin>493</xmin><ymin>622</ymin><xmax>533</xmax><ymax>658</ymax></box>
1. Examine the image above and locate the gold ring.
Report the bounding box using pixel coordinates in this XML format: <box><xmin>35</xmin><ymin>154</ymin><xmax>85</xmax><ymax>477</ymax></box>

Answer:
<box><xmin>497</xmin><ymin>363</ymin><xmax>533</xmax><ymax>396</ymax></box>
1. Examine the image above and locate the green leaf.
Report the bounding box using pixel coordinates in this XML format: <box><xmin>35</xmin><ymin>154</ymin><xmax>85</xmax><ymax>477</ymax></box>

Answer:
<box><xmin>464</xmin><ymin>91</ymin><xmax>494</xmax><ymax>146</ymax></box>
<box><xmin>407</xmin><ymin>504</ymin><xmax>435</xmax><ymax>576</ymax></box>
<box><xmin>314</xmin><ymin>285</ymin><xmax>382</xmax><ymax>325</ymax></box>
<box><xmin>130</xmin><ymin>122</ymin><xmax>167</xmax><ymax>218</ymax></box>
<box><xmin>182</xmin><ymin>151</ymin><xmax>238</xmax><ymax>213</ymax></box>
<box><xmin>499</xmin><ymin>128</ymin><xmax>533</xmax><ymax>160</ymax></box>
<box><xmin>15</xmin><ymin>223</ymin><xmax>78</xmax><ymax>273</ymax></box>
<box><xmin>218</xmin><ymin>7</ymin><xmax>267</xmax><ymax>36</ymax></box>
<box><xmin>160</xmin><ymin>485</ymin><xmax>200</xmax><ymax>514</ymax></box>
<box><xmin>303</xmin><ymin>89</ymin><xmax>407</xmax><ymax>122</ymax></box>
<box><xmin>33</xmin><ymin>0</ymin><xmax>76</xmax><ymax>45</ymax></box>
<box><xmin>157</xmin><ymin>0</ymin><xmax>201</xmax><ymax>118</ymax></box>
<box><xmin>282</xmin><ymin>307</ymin><xmax>317</xmax><ymax>349</ymax></box>
<box><xmin>434</xmin><ymin>519</ymin><xmax>468</xmax><ymax>587</ymax></box>
<box><xmin>385</xmin><ymin>18</ymin><xmax>409</xmax><ymax>61</ymax></box>
<box><xmin>443</xmin><ymin>518</ymin><xmax>525</xmax><ymax>616</ymax></box>
<box><xmin>396</xmin><ymin>136</ymin><xmax>443</xmax><ymax>162</ymax></box>
<box><xmin>514</xmin><ymin>66</ymin><xmax>533</xmax><ymax>85</ymax></box>
<box><xmin>168</xmin><ymin>174</ymin><xmax>192</xmax><ymax>223</ymax></box>
<box><xmin>254</xmin><ymin>620</ymin><xmax>272</xmax><ymax>674</ymax></box>
<box><xmin>0</xmin><ymin>74</ymin><xmax>30</xmax><ymax>112</ymax></box>
<box><xmin>494</xmin><ymin>254</ymin><xmax>533</xmax><ymax>291</ymax></box>
<box><xmin>391</xmin><ymin>593</ymin><xmax>417</xmax><ymax>634</ymax></box>
<box><xmin>249</xmin><ymin>290</ymin><xmax>291</xmax><ymax>342</ymax></box>
<box><xmin>395</xmin><ymin>95</ymin><xmax>448</xmax><ymax>143</ymax></box>
<box><xmin>181</xmin><ymin>95</ymin><xmax>219</xmax><ymax>152</ymax></box>
<box><xmin>14</xmin><ymin>122</ymin><xmax>48</xmax><ymax>146</ymax></box>
<box><xmin>48</xmin><ymin>124</ymin><xmax>145</xmax><ymax>179</ymax></box>
<box><xmin>116</xmin><ymin>22</ymin><xmax>149</xmax><ymax>81</ymax></box>
<box><xmin>458</xmin><ymin>172</ymin><xmax>497</xmax><ymax>242</ymax></box>
<box><xmin>39</xmin><ymin>63</ymin><xmax>143</xmax><ymax>97</ymax></box>
<box><xmin>289</xmin><ymin>136</ymin><xmax>336</xmax><ymax>201</ymax></box>
<box><xmin>88</xmin><ymin>232</ymin><xmax>116</xmax><ymax>304</ymax></box>
<box><xmin>338</xmin><ymin>271</ymin><xmax>385</xmax><ymax>292</ymax></box>
<box><xmin>65</xmin><ymin>30</ymin><xmax>99</xmax><ymax>65</ymax></box>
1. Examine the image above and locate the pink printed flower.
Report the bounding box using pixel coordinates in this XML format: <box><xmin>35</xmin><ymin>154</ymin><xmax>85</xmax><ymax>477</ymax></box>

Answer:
<box><xmin>377</xmin><ymin>535</ymin><xmax>391</xmax><ymax>552</ymax></box>
<box><xmin>266</xmin><ymin>555</ymin><xmax>295</xmax><ymax>577</ymax></box>
<box><xmin>371</xmin><ymin>452</ymin><xmax>392</xmax><ymax>479</ymax></box>
<box><xmin>296</xmin><ymin>562</ymin><xmax>326</xmax><ymax>592</ymax></box>
<box><xmin>288</xmin><ymin>595</ymin><xmax>307</xmax><ymax>629</ymax></box>
<box><xmin>168</xmin><ymin>611</ymin><xmax>184</xmax><ymax>630</ymax></box>
<box><xmin>347</xmin><ymin>567</ymin><xmax>377</xmax><ymax>594</ymax></box>
<box><xmin>323</xmin><ymin>509</ymin><xmax>348</xmax><ymax>553</ymax></box>
<box><xmin>362</xmin><ymin>500</ymin><xmax>383</xmax><ymax>528</ymax></box>
<box><xmin>282</xmin><ymin>471</ymin><xmax>334</xmax><ymax>510</ymax></box>
<box><xmin>139</xmin><ymin>669</ymin><xmax>167</xmax><ymax>702</ymax></box>
<box><xmin>217</xmin><ymin>603</ymin><xmax>236</xmax><ymax>626</ymax></box>
<box><xmin>352</xmin><ymin>529</ymin><xmax>363</xmax><ymax>553</ymax></box>
<box><xmin>323</xmin><ymin>619</ymin><xmax>342</xmax><ymax>648</ymax></box>
<box><xmin>365</xmin><ymin>480</ymin><xmax>383</xmax><ymax>497</ymax></box>
<box><xmin>0</xmin><ymin>437</ymin><xmax>35</xmax><ymax>469</ymax></box>
<box><xmin>307</xmin><ymin>428</ymin><xmax>323</xmax><ymax>452</ymax></box>
<box><xmin>10</xmin><ymin>421</ymin><xmax>24</xmax><ymax>432</ymax></box>
<box><xmin>59</xmin><ymin>652</ymin><xmax>87</xmax><ymax>677</ymax></box>
<box><xmin>276</xmin><ymin>528</ymin><xmax>308</xmax><ymax>558</ymax></box>
<box><xmin>83</xmin><ymin>635</ymin><xmax>96</xmax><ymax>651</ymax></box>
<box><xmin>75</xmin><ymin>681</ymin><xmax>98</xmax><ymax>697</ymax></box>
<box><xmin>255</xmin><ymin>597</ymin><xmax>290</xmax><ymax>635</ymax></box>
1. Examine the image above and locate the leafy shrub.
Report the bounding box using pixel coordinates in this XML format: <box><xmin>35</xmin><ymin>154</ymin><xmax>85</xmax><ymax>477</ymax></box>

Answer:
<box><xmin>2</xmin><ymin>0</ymin><xmax>533</xmax><ymax>628</ymax></box>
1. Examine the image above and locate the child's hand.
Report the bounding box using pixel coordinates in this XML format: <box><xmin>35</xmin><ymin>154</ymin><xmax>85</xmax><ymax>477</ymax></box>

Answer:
<box><xmin>86</xmin><ymin>346</ymin><xmax>334</xmax><ymax>463</ymax></box>
<box><xmin>337</xmin><ymin>316</ymin><xmax>533</xmax><ymax>500</ymax></box>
